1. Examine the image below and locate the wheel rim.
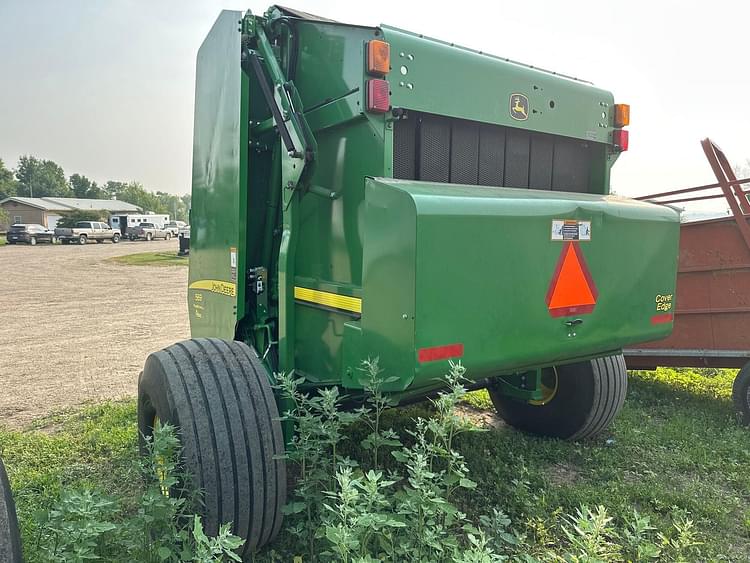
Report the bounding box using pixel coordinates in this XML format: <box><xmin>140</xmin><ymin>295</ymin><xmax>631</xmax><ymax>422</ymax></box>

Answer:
<box><xmin>529</xmin><ymin>367</ymin><xmax>559</xmax><ymax>406</ymax></box>
<box><xmin>30</xmin><ymin>237</ymin><xmax>36</xmax><ymax>245</ymax></box>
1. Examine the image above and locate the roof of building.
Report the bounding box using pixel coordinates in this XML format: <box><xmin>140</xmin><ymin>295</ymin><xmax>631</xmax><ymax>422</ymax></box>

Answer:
<box><xmin>42</xmin><ymin>197</ymin><xmax>141</xmax><ymax>212</ymax></box>
<box><xmin>0</xmin><ymin>197</ymin><xmax>71</xmax><ymax>211</ymax></box>
<box><xmin>0</xmin><ymin>197</ymin><xmax>142</xmax><ymax>213</ymax></box>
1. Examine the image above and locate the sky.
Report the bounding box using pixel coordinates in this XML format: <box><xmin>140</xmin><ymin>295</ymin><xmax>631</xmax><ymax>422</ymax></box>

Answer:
<box><xmin>0</xmin><ymin>0</ymin><xmax>748</xmax><ymax>201</ymax></box>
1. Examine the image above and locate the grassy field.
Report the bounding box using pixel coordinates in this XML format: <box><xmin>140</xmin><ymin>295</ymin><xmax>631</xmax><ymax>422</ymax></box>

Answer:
<box><xmin>1</xmin><ymin>368</ymin><xmax>748</xmax><ymax>561</ymax></box>
<box><xmin>109</xmin><ymin>250</ymin><xmax>188</xmax><ymax>267</ymax></box>
<box><xmin>0</xmin><ymin>236</ymin><xmax>6</xmax><ymax>246</ymax></box>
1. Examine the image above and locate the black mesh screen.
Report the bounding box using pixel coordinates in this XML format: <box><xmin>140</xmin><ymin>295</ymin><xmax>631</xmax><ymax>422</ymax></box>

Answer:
<box><xmin>394</xmin><ymin>111</ymin><xmax>593</xmax><ymax>193</ymax></box>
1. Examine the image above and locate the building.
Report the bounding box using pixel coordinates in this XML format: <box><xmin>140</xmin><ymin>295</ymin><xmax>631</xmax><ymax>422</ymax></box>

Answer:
<box><xmin>0</xmin><ymin>197</ymin><xmax>142</xmax><ymax>230</ymax></box>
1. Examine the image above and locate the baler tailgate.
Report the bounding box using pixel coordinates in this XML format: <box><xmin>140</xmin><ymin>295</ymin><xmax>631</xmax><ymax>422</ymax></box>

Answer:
<box><xmin>361</xmin><ymin>178</ymin><xmax>680</xmax><ymax>389</ymax></box>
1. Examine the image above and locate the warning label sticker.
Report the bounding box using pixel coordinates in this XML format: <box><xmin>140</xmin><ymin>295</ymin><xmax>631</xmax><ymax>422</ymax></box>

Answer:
<box><xmin>230</xmin><ymin>247</ymin><xmax>237</xmax><ymax>283</ymax></box>
<box><xmin>551</xmin><ymin>220</ymin><xmax>591</xmax><ymax>241</ymax></box>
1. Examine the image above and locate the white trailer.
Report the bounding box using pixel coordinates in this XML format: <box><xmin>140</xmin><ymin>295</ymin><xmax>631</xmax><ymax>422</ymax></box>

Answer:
<box><xmin>110</xmin><ymin>214</ymin><xmax>170</xmax><ymax>234</ymax></box>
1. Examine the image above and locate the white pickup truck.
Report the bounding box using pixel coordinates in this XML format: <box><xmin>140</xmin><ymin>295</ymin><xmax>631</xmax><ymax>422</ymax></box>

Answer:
<box><xmin>55</xmin><ymin>221</ymin><xmax>121</xmax><ymax>245</ymax></box>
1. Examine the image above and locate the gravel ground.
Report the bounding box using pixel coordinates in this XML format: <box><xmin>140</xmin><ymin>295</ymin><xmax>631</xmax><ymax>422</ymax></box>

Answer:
<box><xmin>0</xmin><ymin>240</ymin><xmax>189</xmax><ymax>428</ymax></box>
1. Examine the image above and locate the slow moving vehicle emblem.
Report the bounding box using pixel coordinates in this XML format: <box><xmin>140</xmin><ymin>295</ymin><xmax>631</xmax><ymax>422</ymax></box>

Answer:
<box><xmin>510</xmin><ymin>93</ymin><xmax>529</xmax><ymax>121</ymax></box>
<box><xmin>546</xmin><ymin>242</ymin><xmax>598</xmax><ymax>317</ymax></box>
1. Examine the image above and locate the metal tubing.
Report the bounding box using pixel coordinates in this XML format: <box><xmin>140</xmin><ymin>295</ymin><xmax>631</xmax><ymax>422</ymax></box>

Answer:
<box><xmin>634</xmin><ymin>176</ymin><xmax>750</xmax><ymax>201</ymax></box>
<box><xmin>701</xmin><ymin>138</ymin><xmax>750</xmax><ymax>250</ymax></box>
<box><xmin>246</xmin><ymin>52</ymin><xmax>297</xmax><ymax>154</ymax></box>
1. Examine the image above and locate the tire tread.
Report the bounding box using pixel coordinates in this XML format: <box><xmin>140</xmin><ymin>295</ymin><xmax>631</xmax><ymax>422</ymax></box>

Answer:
<box><xmin>137</xmin><ymin>338</ymin><xmax>285</xmax><ymax>557</ymax></box>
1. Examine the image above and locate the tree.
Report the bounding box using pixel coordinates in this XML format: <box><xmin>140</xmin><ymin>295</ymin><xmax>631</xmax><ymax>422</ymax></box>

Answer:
<box><xmin>15</xmin><ymin>156</ymin><xmax>71</xmax><ymax>198</ymax></box>
<box><xmin>115</xmin><ymin>181</ymin><xmax>165</xmax><ymax>214</ymax></box>
<box><xmin>104</xmin><ymin>181</ymin><xmax>127</xmax><ymax>199</ymax></box>
<box><xmin>0</xmin><ymin>158</ymin><xmax>17</xmax><ymax>200</ymax></box>
<box><xmin>154</xmin><ymin>191</ymin><xmax>190</xmax><ymax>222</ymax></box>
<box><xmin>0</xmin><ymin>207</ymin><xmax>9</xmax><ymax>230</ymax></box>
<box><xmin>56</xmin><ymin>210</ymin><xmax>105</xmax><ymax>228</ymax></box>
<box><xmin>69</xmin><ymin>173</ymin><xmax>103</xmax><ymax>199</ymax></box>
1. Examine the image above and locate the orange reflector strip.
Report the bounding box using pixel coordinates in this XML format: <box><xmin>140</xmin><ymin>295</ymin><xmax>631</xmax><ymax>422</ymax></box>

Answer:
<box><xmin>614</xmin><ymin>103</ymin><xmax>630</xmax><ymax>127</ymax></box>
<box><xmin>546</xmin><ymin>242</ymin><xmax>598</xmax><ymax>318</ymax></box>
<box><xmin>418</xmin><ymin>343</ymin><xmax>464</xmax><ymax>363</ymax></box>
<box><xmin>367</xmin><ymin>39</ymin><xmax>390</xmax><ymax>76</ymax></box>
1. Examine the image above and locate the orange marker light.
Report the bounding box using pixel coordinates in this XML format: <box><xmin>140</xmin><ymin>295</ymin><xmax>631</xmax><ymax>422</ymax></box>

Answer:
<box><xmin>367</xmin><ymin>40</ymin><xmax>390</xmax><ymax>76</ymax></box>
<box><xmin>614</xmin><ymin>103</ymin><xmax>630</xmax><ymax>127</ymax></box>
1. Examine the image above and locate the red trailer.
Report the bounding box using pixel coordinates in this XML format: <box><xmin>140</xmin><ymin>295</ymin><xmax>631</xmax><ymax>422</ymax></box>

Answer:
<box><xmin>624</xmin><ymin>139</ymin><xmax>750</xmax><ymax>423</ymax></box>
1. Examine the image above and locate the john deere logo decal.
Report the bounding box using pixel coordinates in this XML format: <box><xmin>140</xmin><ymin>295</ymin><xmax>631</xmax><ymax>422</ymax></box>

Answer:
<box><xmin>510</xmin><ymin>93</ymin><xmax>529</xmax><ymax>121</ymax></box>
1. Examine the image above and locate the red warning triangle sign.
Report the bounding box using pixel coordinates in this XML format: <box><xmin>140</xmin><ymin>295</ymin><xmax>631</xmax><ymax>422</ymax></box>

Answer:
<box><xmin>546</xmin><ymin>242</ymin><xmax>598</xmax><ymax>318</ymax></box>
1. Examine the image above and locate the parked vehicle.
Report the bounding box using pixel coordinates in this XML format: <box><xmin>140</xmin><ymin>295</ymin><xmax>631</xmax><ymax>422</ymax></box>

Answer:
<box><xmin>111</xmin><ymin>214</ymin><xmax>170</xmax><ymax>233</ymax></box>
<box><xmin>136</xmin><ymin>8</ymin><xmax>679</xmax><ymax>554</ymax></box>
<box><xmin>164</xmin><ymin>221</ymin><xmax>187</xmax><ymax>237</ymax></box>
<box><xmin>127</xmin><ymin>222</ymin><xmax>171</xmax><ymax>241</ymax></box>
<box><xmin>55</xmin><ymin>221</ymin><xmax>121</xmax><ymax>245</ymax></box>
<box><xmin>5</xmin><ymin>224</ymin><xmax>55</xmax><ymax>245</ymax></box>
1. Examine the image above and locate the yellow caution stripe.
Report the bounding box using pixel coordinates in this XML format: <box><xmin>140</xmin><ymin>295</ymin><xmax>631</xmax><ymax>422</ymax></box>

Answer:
<box><xmin>189</xmin><ymin>279</ymin><xmax>237</xmax><ymax>297</ymax></box>
<box><xmin>294</xmin><ymin>286</ymin><xmax>362</xmax><ymax>314</ymax></box>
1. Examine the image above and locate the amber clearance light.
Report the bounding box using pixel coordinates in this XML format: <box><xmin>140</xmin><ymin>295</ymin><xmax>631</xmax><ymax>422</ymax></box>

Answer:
<box><xmin>367</xmin><ymin>39</ymin><xmax>390</xmax><ymax>76</ymax></box>
<box><xmin>614</xmin><ymin>103</ymin><xmax>630</xmax><ymax>127</ymax></box>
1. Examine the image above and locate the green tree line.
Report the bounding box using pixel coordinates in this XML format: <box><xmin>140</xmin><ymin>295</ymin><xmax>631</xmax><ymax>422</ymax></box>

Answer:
<box><xmin>0</xmin><ymin>155</ymin><xmax>190</xmax><ymax>221</ymax></box>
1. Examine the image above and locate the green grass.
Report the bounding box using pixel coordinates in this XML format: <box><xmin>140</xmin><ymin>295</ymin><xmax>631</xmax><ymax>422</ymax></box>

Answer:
<box><xmin>109</xmin><ymin>251</ymin><xmax>188</xmax><ymax>267</ymax></box>
<box><xmin>2</xmin><ymin>369</ymin><xmax>748</xmax><ymax>561</ymax></box>
<box><xmin>454</xmin><ymin>368</ymin><xmax>749</xmax><ymax>560</ymax></box>
<box><xmin>0</xmin><ymin>402</ymin><xmax>140</xmax><ymax>560</ymax></box>
<box><xmin>0</xmin><ymin>236</ymin><xmax>7</xmax><ymax>246</ymax></box>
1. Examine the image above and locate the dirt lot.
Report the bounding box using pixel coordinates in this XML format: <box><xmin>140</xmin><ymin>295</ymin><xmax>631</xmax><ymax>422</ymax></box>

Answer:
<box><xmin>0</xmin><ymin>240</ymin><xmax>189</xmax><ymax>428</ymax></box>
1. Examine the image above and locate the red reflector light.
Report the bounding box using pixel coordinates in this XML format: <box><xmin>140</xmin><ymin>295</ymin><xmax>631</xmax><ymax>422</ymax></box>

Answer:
<box><xmin>651</xmin><ymin>313</ymin><xmax>673</xmax><ymax>325</ymax></box>
<box><xmin>418</xmin><ymin>343</ymin><xmax>464</xmax><ymax>363</ymax></box>
<box><xmin>613</xmin><ymin>128</ymin><xmax>629</xmax><ymax>151</ymax></box>
<box><xmin>366</xmin><ymin>79</ymin><xmax>390</xmax><ymax>113</ymax></box>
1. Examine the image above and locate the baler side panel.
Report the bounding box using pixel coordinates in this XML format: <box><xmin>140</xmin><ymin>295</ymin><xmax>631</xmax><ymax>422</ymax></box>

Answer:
<box><xmin>359</xmin><ymin>183</ymin><xmax>417</xmax><ymax>389</ymax></box>
<box><xmin>289</xmin><ymin>23</ymin><xmax>388</xmax><ymax>383</ymax></box>
<box><xmin>382</xmin><ymin>26</ymin><xmax>616</xmax><ymax>148</ymax></box>
<box><xmin>189</xmin><ymin>10</ymin><xmax>246</xmax><ymax>339</ymax></box>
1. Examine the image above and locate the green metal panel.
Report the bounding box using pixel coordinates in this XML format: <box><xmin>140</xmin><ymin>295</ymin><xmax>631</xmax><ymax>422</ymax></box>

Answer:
<box><xmin>382</xmin><ymin>26</ymin><xmax>615</xmax><ymax>145</ymax></box>
<box><xmin>357</xmin><ymin>178</ymin><xmax>680</xmax><ymax>394</ymax></box>
<box><xmin>189</xmin><ymin>10</ymin><xmax>246</xmax><ymax>339</ymax></box>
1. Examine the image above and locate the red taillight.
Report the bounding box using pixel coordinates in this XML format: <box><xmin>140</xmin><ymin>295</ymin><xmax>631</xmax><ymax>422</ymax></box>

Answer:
<box><xmin>613</xmin><ymin>128</ymin><xmax>629</xmax><ymax>151</ymax></box>
<box><xmin>366</xmin><ymin>79</ymin><xmax>390</xmax><ymax>113</ymax></box>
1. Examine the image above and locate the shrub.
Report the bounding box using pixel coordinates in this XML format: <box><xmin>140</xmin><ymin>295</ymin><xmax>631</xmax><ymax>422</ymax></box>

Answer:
<box><xmin>277</xmin><ymin>359</ymin><xmax>704</xmax><ymax>563</ymax></box>
<box><xmin>32</xmin><ymin>423</ymin><xmax>243</xmax><ymax>562</ymax></box>
<box><xmin>56</xmin><ymin>210</ymin><xmax>106</xmax><ymax>229</ymax></box>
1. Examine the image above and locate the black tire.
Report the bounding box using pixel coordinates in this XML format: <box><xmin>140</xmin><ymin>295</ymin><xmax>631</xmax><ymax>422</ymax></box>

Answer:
<box><xmin>488</xmin><ymin>353</ymin><xmax>627</xmax><ymax>440</ymax></box>
<box><xmin>112</xmin><ymin>234</ymin><xmax>120</xmax><ymax>244</ymax></box>
<box><xmin>0</xmin><ymin>457</ymin><xmax>23</xmax><ymax>563</ymax></box>
<box><xmin>78</xmin><ymin>234</ymin><xmax>87</xmax><ymax>245</ymax></box>
<box><xmin>137</xmin><ymin>338</ymin><xmax>286</xmax><ymax>555</ymax></box>
<box><xmin>146</xmin><ymin>232</ymin><xmax>153</xmax><ymax>241</ymax></box>
<box><xmin>733</xmin><ymin>362</ymin><xmax>750</xmax><ymax>425</ymax></box>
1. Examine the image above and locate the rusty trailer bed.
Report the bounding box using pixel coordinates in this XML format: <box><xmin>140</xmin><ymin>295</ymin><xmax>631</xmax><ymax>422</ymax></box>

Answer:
<box><xmin>623</xmin><ymin>139</ymin><xmax>750</xmax><ymax>423</ymax></box>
